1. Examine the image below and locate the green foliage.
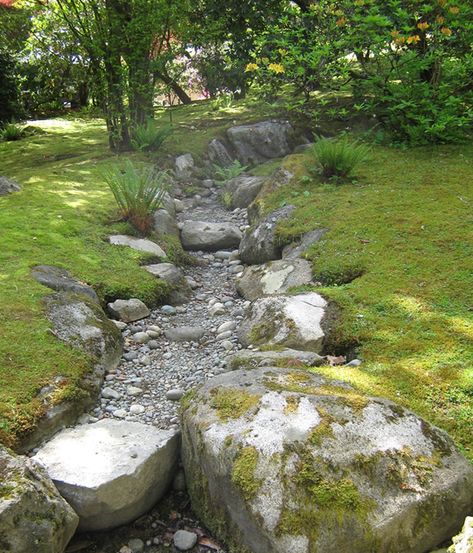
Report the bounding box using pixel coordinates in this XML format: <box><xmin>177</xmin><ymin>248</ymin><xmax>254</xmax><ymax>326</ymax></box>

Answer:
<box><xmin>0</xmin><ymin>123</ymin><xmax>24</xmax><ymax>142</ymax></box>
<box><xmin>131</xmin><ymin>120</ymin><xmax>172</xmax><ymax>152</ymax></box>
<box><xmin>0</xmin><ymin>49</ymin><xmax>23</xmax><ymax>125</ymax></box>
<box><xmin>213</xmin><ymin>160</ymin><xmax>248</xmax><ymax>183</ymax></box>
<box><xmin>308</xmin><ymin>136</ymin><xmax>369</xmax><ymax>181</ymax></box>
<box><xmin>103</xmin><ymin>160</ymin><xmax>170</xmax><ymax>234</ymax></box>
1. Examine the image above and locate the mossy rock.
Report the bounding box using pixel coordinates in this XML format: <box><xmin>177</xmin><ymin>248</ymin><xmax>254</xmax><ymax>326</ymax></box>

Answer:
<box><xmin>181</xmin><ymin>367</ymin><xmax>473</xmax><ymax>553</ymax></box>
<box><xmin>17</xmin><ymin>291</ymin><xmax>122</xmax><ymax>453</ymax></box>
<box><xmin>0</xmin><ymin>445</ymin><xmax>78</xmax><ymax>552</ymax></box>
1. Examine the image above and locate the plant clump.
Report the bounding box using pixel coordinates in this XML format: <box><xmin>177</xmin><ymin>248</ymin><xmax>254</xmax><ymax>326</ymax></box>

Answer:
<box><xmin>103</xmin><ymin>160</ymin><xmax>170</xmax><ymax>234</ymax></box>
<box><xmin>209</xmin><ymin>388</ymin><xmax>260</xmax><ymax>422</ymax></box>
<box><xmin>131</xmin><ymin>119</ymin><xmax>172</xmax><ymax>152</ymax></box>
<box><xmin>308</xmin><ymin>136</ymin><xmax>370</xmax><ymax>182</ymax></box>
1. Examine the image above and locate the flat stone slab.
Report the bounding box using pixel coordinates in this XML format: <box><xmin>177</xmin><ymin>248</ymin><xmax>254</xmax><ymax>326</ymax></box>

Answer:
<box><xmin>107</xmin><ymin>298</ymin><xmax>150</xmax><ymax>323</ymax></box>
<box><xmin>238</xmin><ymin>292</ymin><xmax>332</xmax><ymax>353</ymax></box>
<box><xmin>145</xmin><ymin>263</ymin><xmax>185</xmax><ymax>286</ymax></box>
<box><xmin>181</xmin><ymin>367</ymin><xmax>473</xmax><ymax>553</ymax></box>
<box><xmin>226</xmin><ymin>348</ymin><xmax>325</xmax><ymax>370</ymax></box>
<box><xmin>34</xmin><ymin>420</ymin><xmax>179</xmax><ymax>531</ymax></box>
<box><xmin>180</xmin><ymin>221</ymin><xmax>242</xmax><ymax>252</ymax></box>
<box><xmin>31</xmin><ymin>264</ymin><xmax>99</xmax><ymax>302</ymax></box>
<box><xmin>236</xmin><ymin>259</ymin><xmax>313</xmax><ymax>300</ymax></box>
<box><xmin>109</xmin><ymin>235</ymin><xmax>166</xmax><ymax>258</ymax></box>
<box><xmin>164</xmin><ymin>326</ymin><xmax>206</xmax><ymax>342</ymax></box>
<box><xmin>0</xmin><ymin>445</ymin><xmax>78</xmax><ymax>553</ymax></box>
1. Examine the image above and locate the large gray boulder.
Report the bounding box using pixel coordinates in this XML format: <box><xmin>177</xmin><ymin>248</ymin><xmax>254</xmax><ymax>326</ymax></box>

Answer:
<box><xmin>153</xmin><ymin>209</ymin><xmax>179</xmax><ymax>237</ymax></box>
<box><xmin>0</xmin><ymin>445</ymin><xmax>78</xmax><ymax>553</ymax></box>
<box><xmin>0</xmin><ymin>176</ymin><xmax>21</xmax><ymax>195</ymax></box>
<box><xmin>31</xmin><ymin>265</ymin><xmax>99</xmax><ymax>303</ymax></box>
<box><xmin>145</xmin><ymin>262</ymin><xmax>192</xmax><ymax>305</ymax></box>
<box><xmin>181</xmin><ymin>367</ymin><xmax>473</xmax><ymax>553</ymax></box>
<box><xmin>224</xmin><ymin>175</ymin><xmax>265</xmax><ymax>209</ymax></box>
<box><xmin>236</xmin><ymin>259</ymin><xmax>313</xmax><ymax>300</ymax></box>
<box><xmin>181</xmin><ymin>220</ymin><xmax>242</xmax><ymax>251</ymax></box>
<box><xmin>239</xmin><ymin>205</ymin><xmax>295</xmax><ymax>265</ymax></box>
<box><xmin>109</xmin><ymin>235</ymin><xmax>166</xmax><ymax>258</ymax></box>
<box><xmin>175</xmin><ymin>153</ymin><xmax>194</xmax><ymax>180</ymax></box>
<box><xmin>238</xmin><ymin>292</ymin><xmax>331</xmax><ymax>353</ymax></box>
<box><xmin>34</xmin><ymin>420</ymin><xmax>179</xmax><ymax>531</ymax></box>
<box><xmin>226</xmin><ymin>348</ymin><xmax>325</xmax><ymax>370</ymax></box>
<box><xmin>208</xmin><ymin>139</ymin><xmax>234</xmax><ymax>167</ymax></box>
<box><xmin>19</xmin><ymin>292</ymin><xmax>123</xmax><ymax>453</ymax></box>
<box><xmin>226</xmin><ymin>121</ymin><xmax>294</xmax><ymax>166</ymax></box>
<box><xmin>107</xmin><ymin>298</ymin><xmax>150</xmax><ymax>322</ymax></box>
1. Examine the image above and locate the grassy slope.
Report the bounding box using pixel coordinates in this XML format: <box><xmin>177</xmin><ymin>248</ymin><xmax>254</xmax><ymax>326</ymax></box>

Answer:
<box><xmin>258</xmin><ymin>144</ymin><xmax>473</xmax><ymax>459</ymax></box>
<box><xmin>0</xmin><ymin>99</ymin><xmax>278</xmax><ymax>446</ymax></box>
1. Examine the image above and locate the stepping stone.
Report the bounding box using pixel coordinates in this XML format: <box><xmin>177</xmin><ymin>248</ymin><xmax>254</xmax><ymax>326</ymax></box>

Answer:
<box><xmin>107</xmin><ymin>298</ymin><xmax>150</xmax><ymax>323</ymax></box>
<box><xmin>109</xmin><ymin>235</ymin><xmax>166</xmax><ymax>258</ymax></box>
<box><xmin>0</xmin><ymin>175</ymin><xmax>21</xmax><ymax>195</ymax></box>
<box><xmin>34</xmin><ymin>420</ymin><xmax>179</xmax><ymax>531</ymax></box>
<box><xmin>180</xmin><ymin>221</ymin><xmax>242</xmax><ymax>251</ymax></box>
<box><xmin>236</xmin><ymin>259</ymin><xmax>313</xmax><ymax>300</ymax></box>
<box><xmin>164</xmin><ymin>326</ymin><xmax>206</xmax><ymax>342</ymax></box>
<box><xmin>238</xmin><ymin>292</ymin><xmax>333</xmax><ymax>353</ymax></box>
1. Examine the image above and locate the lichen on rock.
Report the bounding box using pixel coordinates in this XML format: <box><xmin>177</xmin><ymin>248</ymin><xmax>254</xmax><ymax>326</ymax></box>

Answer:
<box><xmin>181</xmin><ymin>367</ymin><xmax>473</xmax><ymax>553</ymax></box>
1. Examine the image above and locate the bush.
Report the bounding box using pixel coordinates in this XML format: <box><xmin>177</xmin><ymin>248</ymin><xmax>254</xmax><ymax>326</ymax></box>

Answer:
<box><xmin>308</xmin><ymin>136</ymin><xmax>369</xmax><ymax>181</ymax></box>
<box><xmin>103</xmin><ymin>161</ymin><xmax>170</xmax><ymax>234</ymax></box>
<box><xmin>213</xmin><ymin>160</ymin><xmax>248</xmax><ymax>184</ymax></box>
<box><xmin>0</xmin><ymin>123</ymin><xmax>24</xmax><ymax>141</ymax></box>
<box><xmin>131</xmin><ymin>120</ymin><xmax>172</xmax><ymax>152</ymax></box>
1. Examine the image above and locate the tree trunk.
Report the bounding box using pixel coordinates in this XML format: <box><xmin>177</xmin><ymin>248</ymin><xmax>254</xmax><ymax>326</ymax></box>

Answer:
<box><xmin>155</xmin><ymin>70</ymin><xmax>192</xmax><ymax>104</ymax></box>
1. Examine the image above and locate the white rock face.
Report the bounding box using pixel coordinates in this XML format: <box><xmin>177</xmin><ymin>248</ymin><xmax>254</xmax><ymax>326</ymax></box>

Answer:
<box><xmin>236</xmin><ymin>259</ymin><xmax>313</xmax><ymax>300</ymax></box>
<box><xmin>180</xmin><ymin>220</ymin><xmax>242</xmax><ymax>251</ymax></box>
<box><xmin>448</xmin><ymin>517</ymin><xmax>473</xmax><ymax>553</ymax></box>
<box><xmin>175</xmin><ymin>153</ymin><xmax>194</xmax><ymax>180</ymax></box>
<box><xmin>107</xmin><ymin>298</ymin><xmax>150</xmax><ymax>322</ymax></box>
<box><xmin>109</xmin><ymin>235</ymin><xmax>166</xmax><ymax>258</ymax></box>
<box><xmin>181</xmin><ymin>368</ymin><xmax>473</xmax><ymax>553</ymax></box>
<box><xmin>34</xmin><ymin>420</ymin><xmax>179</xmax><ymax>531</ymax></box>
<box><xmin>0</xmin><ymin>445</ymin><xmax>78</xmax><ymax>553</ymax></box>
<box><xmin>238</xmin><ymin>292</ymin><xmax>330</xmax><ymax>352</ymax></box>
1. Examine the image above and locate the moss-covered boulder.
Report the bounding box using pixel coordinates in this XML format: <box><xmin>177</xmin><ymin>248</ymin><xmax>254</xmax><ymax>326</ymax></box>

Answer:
<box><xmin>236</xmin><ymin>259</ymin><xmax>313</xmax><ymax>300</ymax></box>
<box><xmin>181</xmin><ymin>368</ymin><xmax>473</xmax><ymax>553</ymax></box>
<box><xmin>0</xmin><ymin>445</ymin><xmax>78</xmax><ymax>552</ymax></box>
<box><xmin>18</xmin><ymin>292</ymin><xmax>122</xmax><ymax>453</ymax></box>
<box><xmin>238</xmin><ymin>292</ymin><xmax>333</xmax><ymax>353</ymax></box>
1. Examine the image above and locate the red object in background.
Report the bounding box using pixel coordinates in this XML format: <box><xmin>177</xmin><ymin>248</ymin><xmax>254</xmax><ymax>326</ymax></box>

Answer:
<box><xmin>0</xmin><ymin>0</ymin><xmax>15</xmax><ymax>6</ymax></box>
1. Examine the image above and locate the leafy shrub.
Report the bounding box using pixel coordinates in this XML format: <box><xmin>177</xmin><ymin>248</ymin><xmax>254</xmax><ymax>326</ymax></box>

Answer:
<box><xmin>131</xmin><ymin>120</ymin><xmax>172</xmax><ymax>152</ymax></box>
<box><xmin>308</xmin><ymin>136</ymin><xmax>369</xmax><ymax>181</ymax></box>
<box><xmin>1</xmin><ymin>123</ymin><xmax>24</xmax><ymax>141</ymax></box>
<box><xmin>103</xmin><ymin>161</ymin><xmax>170</xmax><ymax>234</ymax></box>
<box><xmin>213</xmin><ymin>160</ymin><xmax>248</xmax><ymax>183</ymax></box>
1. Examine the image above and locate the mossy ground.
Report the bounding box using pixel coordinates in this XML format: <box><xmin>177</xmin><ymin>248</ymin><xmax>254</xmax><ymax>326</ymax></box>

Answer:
<box><xmin>0</xmin><ymin>98</ymin><xmax>278</xmax><ymax>447</ymax></box>
<box><xmin>256</xmin><ymin>142</ymin><xmax>473</xmax><ymax>460</ymax></box>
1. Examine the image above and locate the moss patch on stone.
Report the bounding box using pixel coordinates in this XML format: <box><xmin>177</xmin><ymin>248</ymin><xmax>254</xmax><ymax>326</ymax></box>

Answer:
<box><xmin>285</xmin><ymin>395</ymin><xmax>300</xmax><ymax>414</ymax></box>
<box><xmin>231</xmin><ymin>446</ymin><xmax>262</xmax><ymax>501</ymax></box>
<box><xmin>210</xmin><ymin>388</ymin><xmax>260</xmax><ymax>422</ymax></box>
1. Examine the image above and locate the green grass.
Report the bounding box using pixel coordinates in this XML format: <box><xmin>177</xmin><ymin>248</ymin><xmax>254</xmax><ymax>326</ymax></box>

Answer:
<box><xmin>257</xmin><ymin>143</ymin><xmax>473</xmax><ymax>459</ymax></box>
<box><xmin>0</xmin><ymin>118</ymin><xmax>171</xmax><ymax>445</ymax></box>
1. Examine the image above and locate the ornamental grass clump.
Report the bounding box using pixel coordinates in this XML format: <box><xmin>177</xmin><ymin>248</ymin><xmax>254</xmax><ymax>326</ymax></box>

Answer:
<box><xmin>131</xmin><ymin>119</ymin><xmax>172</xmax><ymax>152</ymax></box>
<box><xmin>103</xmin><ymin>160</ymin><xmax>170</xmax><ymax>234</ymax></box>
<box><xmin>309</xmin><ymin>136</ymin><xmax>370</xmax><ymax>181</ymax></box>
<box><xmin>1</xmin><ymin>123</ymin><xmax>24</xmax><ymax>141</ymax></box>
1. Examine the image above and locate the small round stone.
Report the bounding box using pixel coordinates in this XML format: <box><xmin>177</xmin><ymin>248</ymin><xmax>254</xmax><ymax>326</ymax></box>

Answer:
<box><xmin>166</xmin><ymin>389</ymin><xmax>185</xmax><ymax>401</ymax></box>
<box><xmin>173</xmin><ymin>530</ymin><xmax>198</xmax><ymax>551</ymax></box>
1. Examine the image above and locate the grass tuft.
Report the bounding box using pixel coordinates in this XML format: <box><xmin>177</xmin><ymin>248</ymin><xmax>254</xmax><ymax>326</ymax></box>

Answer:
<box><xmin>308</xmin><ymin>136</ymin><xmax>370</xmax><ymax>181</ymax></box>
